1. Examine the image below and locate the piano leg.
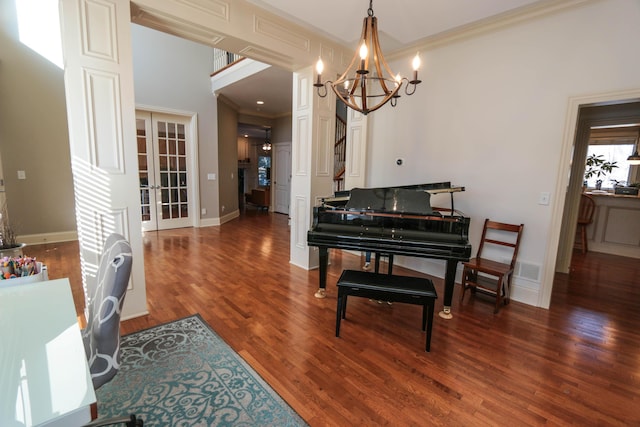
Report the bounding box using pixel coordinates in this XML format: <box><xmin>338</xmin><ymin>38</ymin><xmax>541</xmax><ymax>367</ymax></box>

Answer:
<box><xmin>373</xmin><ymin>253</ymin><xmax>394</xmax><ymax>274</ymax></box>
<box><xmin>315</xmin><ymin>246</ymin><xmax>328</xmax><ymax>298</ymax></box>
<box><xmin>439</xmin><ymin>259</ymin><xmax>458</xmax><ymax>319</ymax></box>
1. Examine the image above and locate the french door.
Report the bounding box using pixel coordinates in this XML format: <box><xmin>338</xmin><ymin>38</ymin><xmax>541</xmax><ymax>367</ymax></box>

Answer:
<box><xmin>136</xmin><ymin>111</ymin><xmax>194</xmax><ymax>231</ymax></box>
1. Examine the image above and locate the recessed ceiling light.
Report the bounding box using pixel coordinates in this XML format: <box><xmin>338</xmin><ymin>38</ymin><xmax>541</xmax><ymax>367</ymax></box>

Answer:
<box><xmin>256</xmin><ymin>101</ymin><xmax>264</xmax><ymax>105</ymax></box>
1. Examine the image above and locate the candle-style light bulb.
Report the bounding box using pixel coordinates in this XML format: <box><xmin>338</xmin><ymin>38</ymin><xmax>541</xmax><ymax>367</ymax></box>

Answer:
<box><xmin>315</xmin><ymin>58</ymin><xmax>324</xmax><ymax>86</ymax></box>
<box><xmin>358</xmin><ymin>43</ymin><xmax>368</xmax><ymax>72</ymax></box>
<box><xmin>412</xmin><ymin>53</ymin><xmax>421</xmax><ymax>71</ymax></box>
<box><xmin>411</xmin><ymin>53</ymin><xmax>421</xmax><ymax>83</ymax></box>
<box><xmin>359</xmin><ymin>43</ymin><xmax>368</xmax><ymax>60</ymax></box>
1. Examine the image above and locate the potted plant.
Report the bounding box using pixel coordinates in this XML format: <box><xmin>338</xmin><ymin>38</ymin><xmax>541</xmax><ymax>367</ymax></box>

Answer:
<box><xmin>0</xmin><ymin>203</ymin><xmax>25</xmax><ymax>258</ymax></box>
<box><xmin>584</xmin><ymin>154</ymin><xmax>618</xmax><ymax>190</ymax></box>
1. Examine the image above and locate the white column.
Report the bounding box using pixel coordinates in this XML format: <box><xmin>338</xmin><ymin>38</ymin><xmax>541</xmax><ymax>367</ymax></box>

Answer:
<box><xmin>289</xmin><ymin>66</ymin><xmax>334</xmax><ymax>271</ymax></box>
<box><xmin>59</xmin><ymin>0</ymin><xmax>148</xmax><ymax>319</ymax></box>
<box><xmin>344</xmin><ymin>108</ymin><xmax>368</xmax><ymax>191</ymax></box>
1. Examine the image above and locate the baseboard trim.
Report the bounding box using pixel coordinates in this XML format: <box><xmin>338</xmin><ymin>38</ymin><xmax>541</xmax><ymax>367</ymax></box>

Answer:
<box><xmin>198</xmin><ymin>210</ymin><xmax>240</xmax><ymax>227</ymax></box>
<box><xmin>17</xmin><ymin>231</ymin><xmax>79</xmax><ymax>245</ymax></box>
<box><xmin>199</xmin><ymin>217</ymin><xmax>220</xmax><ymax>227</ymax></box>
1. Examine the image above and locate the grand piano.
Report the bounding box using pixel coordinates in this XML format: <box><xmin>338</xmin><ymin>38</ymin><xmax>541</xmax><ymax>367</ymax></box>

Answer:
<box><xmin>307</xmin><ymin>182</ymin><xmax>471</xmax><ymax>319</ymax></box>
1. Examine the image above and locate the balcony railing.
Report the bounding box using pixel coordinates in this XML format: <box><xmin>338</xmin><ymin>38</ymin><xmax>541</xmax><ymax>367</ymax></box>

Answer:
<box><xmin>212</xmin><ymin>49</ymin><xmax>244</xmax><ymax>76</ymax></box>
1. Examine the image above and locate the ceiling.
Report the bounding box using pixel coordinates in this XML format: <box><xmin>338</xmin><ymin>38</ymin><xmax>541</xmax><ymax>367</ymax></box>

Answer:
<box><xmin>223</xmin><ymin>0</ymin><xmax>554</xmax><ymax>137</ymax></box>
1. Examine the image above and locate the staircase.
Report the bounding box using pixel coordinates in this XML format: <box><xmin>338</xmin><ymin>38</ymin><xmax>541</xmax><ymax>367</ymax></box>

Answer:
<box><xmin>334</xmin><ymin>115</ymin><xmax>347</xmax><ymax>192</ymax></box>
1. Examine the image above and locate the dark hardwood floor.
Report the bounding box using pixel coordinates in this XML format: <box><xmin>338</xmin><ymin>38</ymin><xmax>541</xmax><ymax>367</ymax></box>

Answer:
<box><xmin>27</xmin><ymin>209</ymin><xmax>640</xmax><ymax>426</ymax></box>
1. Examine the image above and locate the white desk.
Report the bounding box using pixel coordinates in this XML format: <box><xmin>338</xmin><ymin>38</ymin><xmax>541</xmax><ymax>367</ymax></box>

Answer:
<box><xmin>0</xmin><ymin>278</ymin><xmax>96</xmax><ymax>426</ymax></box>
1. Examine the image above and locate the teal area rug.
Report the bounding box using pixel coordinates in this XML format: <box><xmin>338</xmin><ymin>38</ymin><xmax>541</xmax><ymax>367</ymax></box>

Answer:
<box><xmin>95</xmin><ymin>314</ymin><xmax>307</xmax><ymax>426</ymax></box>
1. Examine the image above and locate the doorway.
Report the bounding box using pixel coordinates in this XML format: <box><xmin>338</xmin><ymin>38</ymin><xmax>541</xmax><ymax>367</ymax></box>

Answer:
<box><xmin>273</xmin><ymin>142</ymin><xmax>291</xmax><ymax>215</ymax></box>
<box><xmin>136</xmin><ymin>110</ymin><xmax>198</xmax><ymax>231</ymax></box>
<box><xmin>556</xmin><ymin>101</ymin><xmax>640</xmax><ymax>274</ymax></box>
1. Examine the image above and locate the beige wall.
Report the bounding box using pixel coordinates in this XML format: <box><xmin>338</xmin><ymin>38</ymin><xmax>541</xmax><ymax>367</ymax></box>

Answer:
<box><xmin>272</xmin><ymin>114</ymin><xmax>292</xmax><ymax>144</ymax></box>
<box><xmin>0</xmin><ymin>1</ymin><xmax>76</xmax><ymax>241</ymax></box>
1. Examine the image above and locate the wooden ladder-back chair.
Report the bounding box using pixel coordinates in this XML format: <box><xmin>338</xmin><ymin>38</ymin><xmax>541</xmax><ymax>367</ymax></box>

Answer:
<box><xmin>459</xmin><ymin>219</ymin><xmax>524</xmax><ymax>314</ymax></box>
<box><xmin>574</xmin><ymin>194</ymin><xmax>596</xmax><ymax>254</ymax></box>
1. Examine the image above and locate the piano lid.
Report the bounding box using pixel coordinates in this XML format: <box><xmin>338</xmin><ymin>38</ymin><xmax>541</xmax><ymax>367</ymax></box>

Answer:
<box><xmin>322</xmin><ymin>182</ymin><xmax>465</xmax><ymax>206</ymax></box>
<box><xmin>345</xmin><ymin>187</ymin><xmax>438</xmax><ymax>216</ymax></box>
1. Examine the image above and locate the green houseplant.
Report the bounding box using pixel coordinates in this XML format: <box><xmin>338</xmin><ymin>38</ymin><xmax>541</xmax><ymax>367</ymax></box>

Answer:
<box><xmin>584</xmin><ymin>154</ymin><xmax>618</xmax><ymax>190</ymax></box>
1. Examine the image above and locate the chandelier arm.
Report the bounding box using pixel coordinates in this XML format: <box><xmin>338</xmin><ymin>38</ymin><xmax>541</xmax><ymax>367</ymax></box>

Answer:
<box><xmin>332</xmin><ymin>88</ymin><xmax>367</xmax><ymax>115</ymax></box>
<box><xmin>361</xmin><ymin>74</ymin><xmax>368</xmax><ymax>112</ymax></box>
<box><xmin>364</xmin><ymin>90</ymin><xmax>398</xmax><ymax>114</ymax></box>
<box><xmin>404</xmin><ymin>78</ymin><xmax>418</xmax><ymax>96</ymax></box>
<box><xmin>334</xmin><ymin>16</ymin><xmax>370</xmax><ymax>85</ymax></box>
<box><xmin>315</xmin><ymin>81</ymin><xmax>330</xmax><ymax>98</ymax></box>
<box><xmin>369</xmin><ymin>16</ymin><xmax>396</xmax><ymax>95</ymax></box>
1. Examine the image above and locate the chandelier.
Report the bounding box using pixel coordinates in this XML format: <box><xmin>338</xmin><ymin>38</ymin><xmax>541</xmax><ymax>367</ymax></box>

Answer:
<box><xmin>262</xmin><ymin>128</ymin><xmax>272</xmax><ymax>151</ymax></box>
<box><xmin>314</xmin><ymin>0</ymin><xmax>421</xmax><ymax>115</ymax></box>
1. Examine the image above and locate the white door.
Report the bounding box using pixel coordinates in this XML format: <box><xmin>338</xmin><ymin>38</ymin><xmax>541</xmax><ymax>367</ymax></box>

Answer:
<box><xmin>137</xmin><ymin>111</ymin><xmax>194</xmax><ymax>231</ymax></box>
<box><xmin>274</xmin><ymin>142</ymin><xmax>291</xmax><ymax>215</ymax></box>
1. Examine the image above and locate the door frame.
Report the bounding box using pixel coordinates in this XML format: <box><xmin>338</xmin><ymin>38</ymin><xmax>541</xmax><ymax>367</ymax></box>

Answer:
<box><xmin>137</xmin><ymin>104</ymin><xmax>201</xmax><ymax>229</ymax></box>
<box><xmin>541</xmin><ymin>89</ymin><xmax>640</xmax><ymax>310</ymax></box>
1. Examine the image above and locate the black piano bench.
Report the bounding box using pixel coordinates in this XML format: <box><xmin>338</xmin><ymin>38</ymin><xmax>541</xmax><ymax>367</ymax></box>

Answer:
<box><xmin>335</xmin><ymin>270</ymin><xmax>438</xmax><ymax>352</ymax></box>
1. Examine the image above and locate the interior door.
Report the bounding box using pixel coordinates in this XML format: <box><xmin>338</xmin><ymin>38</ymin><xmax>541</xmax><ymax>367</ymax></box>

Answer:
<box><xmin>274</xmin><ymin>142</ymin><xmax>291</xmax><ymax>215</ymax></box>
<box><xmin>137</xmin><ymin>111</ymin><xmax>193</xmax><ymax>231</ymax></box>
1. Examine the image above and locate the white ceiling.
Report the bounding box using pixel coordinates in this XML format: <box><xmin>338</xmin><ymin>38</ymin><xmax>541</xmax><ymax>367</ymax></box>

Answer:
<box><xmin>225</xmin><ymin>0</ymin><xmax>553</xmax><ymax>137</ymax></box>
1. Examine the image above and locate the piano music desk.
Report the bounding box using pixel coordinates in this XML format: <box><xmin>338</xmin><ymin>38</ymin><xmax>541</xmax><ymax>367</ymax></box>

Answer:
<box><xmin>336</xmin><ymin>270</ymin><xmax>438</xmax><ymax>352</ymax></box>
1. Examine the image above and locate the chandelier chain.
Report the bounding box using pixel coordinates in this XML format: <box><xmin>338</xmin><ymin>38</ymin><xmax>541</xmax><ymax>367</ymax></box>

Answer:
<box><xmin>368</xmin><ymin>0</ymin><xmax>374</xmax><ymax>17</ymax></box>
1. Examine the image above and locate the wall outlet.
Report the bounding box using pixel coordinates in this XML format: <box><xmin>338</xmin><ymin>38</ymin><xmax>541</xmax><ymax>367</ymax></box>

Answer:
<box><xmin>17</xmin><ymin>170</ymin><xmax>26</xmax><ymax>180</ymax></box>
<box><xmin>201</xmin><ymin>208</ymin><xmax>206</xmax><ymax>215</ymax></box>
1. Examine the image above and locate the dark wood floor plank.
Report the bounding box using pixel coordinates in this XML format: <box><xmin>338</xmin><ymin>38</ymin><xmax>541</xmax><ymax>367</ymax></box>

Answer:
<box><xmin>26</xmin><ymin>209</ymin><xmax>640</xmax><ymax>426</ymax></box>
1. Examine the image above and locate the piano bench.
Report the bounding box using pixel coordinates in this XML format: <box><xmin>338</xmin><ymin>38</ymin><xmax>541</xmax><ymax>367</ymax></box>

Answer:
<box><xmin>335</xmin><ymin>270</ymin><xmax>438</xmax><ymax>352</ymax></box>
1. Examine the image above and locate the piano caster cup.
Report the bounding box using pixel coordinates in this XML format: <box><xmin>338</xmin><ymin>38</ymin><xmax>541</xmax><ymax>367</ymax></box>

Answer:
<box><xmin>315</xmin><ymin>288</ymin><xmax>327</xmax><ymax>298</ymax></box>
<box><xmin>438</xmin><ymin>307</ymin><xmax>453</xmax><ymax>319</ymax></box>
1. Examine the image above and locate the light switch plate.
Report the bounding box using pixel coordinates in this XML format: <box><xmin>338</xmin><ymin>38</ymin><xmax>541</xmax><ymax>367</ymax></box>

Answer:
<box><xmin>538</xmin><ymin>192</ymin><xmax>550</xmax><ymax>205</ymax></box>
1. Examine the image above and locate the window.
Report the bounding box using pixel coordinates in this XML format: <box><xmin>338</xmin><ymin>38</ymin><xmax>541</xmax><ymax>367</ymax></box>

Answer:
<box><xmin>258</xmin><ymin>156</ymin><xmax>271</xmax><ymax>187</ymax></box>
<box><xmin>585</xmin><ymin>144</ymin><xmax>634</xmax><ymax>188</ymax></box>
<box><xmin>586</xmin><ymin>127</ymin><xmax>639</xmax><ymax>189</ymax></box>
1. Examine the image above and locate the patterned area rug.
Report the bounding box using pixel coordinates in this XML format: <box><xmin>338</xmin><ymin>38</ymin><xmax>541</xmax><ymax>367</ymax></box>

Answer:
<box><xmin>95</xmin><ymin>314</ymin><xmax>307</xmax><ymax>426</ymax></box>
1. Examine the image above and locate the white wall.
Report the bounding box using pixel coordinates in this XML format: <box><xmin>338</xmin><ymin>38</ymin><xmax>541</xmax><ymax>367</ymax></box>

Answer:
<box><xmin>367</xmin><ymin>0</ymin><xmax>640</xmax><ymax>305</ymax></box>
<box><xmin>130</xmin><ymin>24</ymin><xmax>220</xmax><ymax>221</ymax></box>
